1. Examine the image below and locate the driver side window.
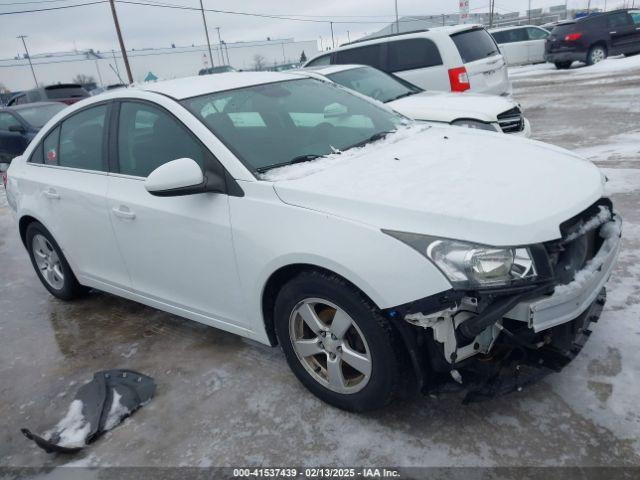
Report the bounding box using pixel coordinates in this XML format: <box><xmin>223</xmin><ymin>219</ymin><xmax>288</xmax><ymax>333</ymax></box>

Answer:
<box><xmin>0</xmin><ymin>112</ymin><xmax>21</xmax><ymax>131</ymax></box>
<box><xmin>117</xmin><ymin>101</ymin><xmax>205</xmax><ymax>177</ymax></box>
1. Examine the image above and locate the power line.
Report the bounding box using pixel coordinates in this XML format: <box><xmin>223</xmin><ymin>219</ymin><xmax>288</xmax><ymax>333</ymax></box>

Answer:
<box><xmin>0</xmin><ymin>0</ymin><xmax>105</xmax><ymax>15</ymax></box>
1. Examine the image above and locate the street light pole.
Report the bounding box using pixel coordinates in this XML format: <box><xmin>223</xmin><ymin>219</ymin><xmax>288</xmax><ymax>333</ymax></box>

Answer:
<box><xmin>108</xmin><ymin>0</ymin><xmax>133</xmax><ymax>84</ymax></box>
<box><xmin>17</xmin><ymin>35</ymin><xmax>38</xmax><ymax>87</ymax></box>
<box><xmin>394</xmin><ymin>0</ymin><xmax>400</xmax><ymax>34</ymax></box>
<box><xmin>199</xmin><ymin>0</ymin><xmax>215</xmax><ymax>70</ymax></box>
<box><xmin>215</xmin><ymin>26</ymin><xmax>224</xmax><ymax>65</ymax></box>
<box><xmin>330</xmin><ymin>21</ymin><xmax>335</xmax><ymax>49</ymax></box>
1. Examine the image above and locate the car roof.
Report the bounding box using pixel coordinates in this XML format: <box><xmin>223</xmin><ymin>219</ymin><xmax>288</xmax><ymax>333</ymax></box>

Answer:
<box><xmin>336</xmin><ymin>24</ymin><xmax>482</xmax><ymax>49</ymax></box>
<box><xmin>302</xmin><ymin>64</ymin><xmax>365</xmax><ymax>75</ymax></box>
<box><xmin>9</xmin><ymin>101</ymin><xmax>66</xmax><ymax>111</ymax></box>
<box><xmin>139</xmin><ymin>71</ymin><xmax>304</xmax><ymax>99</ymax></box>
<box><xmin>489</xmin><ymin>25</ymin><xmax>539</xmax><ymax>33</ymax></box>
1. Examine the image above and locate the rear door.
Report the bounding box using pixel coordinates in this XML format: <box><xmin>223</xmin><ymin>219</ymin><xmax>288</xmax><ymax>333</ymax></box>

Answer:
<box><xmin>383</xmin><ymin>38</ymin><xmax>448</xmax><ymax>91</ymax></box>
<box><xmin>450</xmin><ymin>27</ymin><xmax>509</xmax><ymax>95</ymax></box>
<box><xmin>629</xmin><ymin>10</ymin><xmax>640</xmax><ymax>51</ymax></box>
<box><xmin>607</xmin><ymin>11</ymin><xmax>635</xmax><ymax>54</ymax></box>
<box><xmin>24</xmin><ymin>102</ymin><xmax>131</xmax><ymax>288</ymax></box>
<box><xmin>0</xmin><ymin>112</ymin><xmax>28</xmax><ymax>163</ymax></box>
<box><xmin>525</xmin><ymin>27</ymin><xmax>549</xmax><ymax>63</ymax></box>
<box><xmin>492</xmin><ymin>28</ymin><xmax>529</xmax><ymax>65</ymax></box>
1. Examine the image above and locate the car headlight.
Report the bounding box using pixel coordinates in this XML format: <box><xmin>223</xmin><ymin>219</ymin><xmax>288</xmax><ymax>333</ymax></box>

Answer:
<box><xmin>451</xmin><ymin>119</ymin><xmax>500</xmax><ymax>132</ymax></box>
<box><xmin>383</xmin><ymin>231</ymin><xmax>537</xmax><ymax>289</ymax></box>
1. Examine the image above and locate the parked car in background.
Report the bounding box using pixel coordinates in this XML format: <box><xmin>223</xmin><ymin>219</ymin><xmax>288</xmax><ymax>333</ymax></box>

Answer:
<box><xmin>7</xmin><ymin>84</ymin><xmax>89</xmax><ymax>106</ymax></box>
<box><xmin>304</xmin><ymin>25</ymin><xmax>511</xmax><ymax>96</ymax></box>
<box><xmin>303</xmin><ymin>65</ymin><xmax>530</xmax><ymax>136</ymax></box>
<box><xmin>1</xmin><ymin>91</ymin><xmax>20</xmax><ymax>107</ymax></box>
<box><xmin>0</xmin><ymin>102</ymin><xmax>67</xmax><ymax>164</ymax></box>
<box><xmin>546</xmin><ymin>9</ymin><xmax>640</xmax><ymax>69</ymax></box>
<box><xmin>5</xmin><ymin>73</ymin><xmax>621</xmax><ymax>411</ymax></box>
<box><xmin>490</xmin><ymin>25</ymin><xmax>550</xmax><ymax>65</ymax></box>
<box><xmin>90</xmin><ymin>84</ymin><xmax>127</xmax><ymax>96</ymax></box>
<box><xmin>198</xmin><ymin>65</ymin><xmax>236</xmax><ymax>75</ymax></box>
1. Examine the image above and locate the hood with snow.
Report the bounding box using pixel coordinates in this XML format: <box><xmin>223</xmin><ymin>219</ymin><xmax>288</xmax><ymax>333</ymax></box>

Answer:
<box><xmin>387</xmin><ymin>90</ymin><xmax>520</xmax><ymax>123</ymax></box>
<box><xmin>263</xmin><ymin>125</ymin><xmax>604</xmax><ymax>247</ymax></box>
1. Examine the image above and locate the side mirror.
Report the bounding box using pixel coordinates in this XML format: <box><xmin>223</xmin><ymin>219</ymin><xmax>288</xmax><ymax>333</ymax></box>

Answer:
<box><xmin>8</xmin><ymin>124</ymin><xmax>26</xmax><ymax>133</ymax></box>
<box><xmin>145</xmin><ymin>158</ymin><xmax>225</xmax><ymax>197</ymax></box>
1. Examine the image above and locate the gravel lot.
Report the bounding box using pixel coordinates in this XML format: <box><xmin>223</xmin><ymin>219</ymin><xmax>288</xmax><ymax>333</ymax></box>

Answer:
<box><xmin>1</xmin><ymin>57</ymin><xmax>639</xmax><ymax>470</ymax></box>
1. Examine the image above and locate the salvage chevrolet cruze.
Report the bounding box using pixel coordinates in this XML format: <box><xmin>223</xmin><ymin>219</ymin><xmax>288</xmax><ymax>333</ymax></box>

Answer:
<box><xmin>5</xmin><ymin>72</ymin><xmax>622</xmax><ymax>411</ymax></box>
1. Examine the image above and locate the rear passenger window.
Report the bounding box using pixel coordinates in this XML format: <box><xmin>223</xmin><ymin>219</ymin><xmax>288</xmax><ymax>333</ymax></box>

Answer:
<box><xmin>492</xmin><ymin>28</ymin><xmax>527</xmax><ymax>44</ymax></box>
<box><xmin>335</xmin><ymin>44</ymin><xmax>384</xmax><ymax>70</ymax></box>
<box><xmin>117</xmin><ymin>102</ymin><xmax>205</xmax><ymax>177</ymax></box>
<box><xmin>28</xmin><ymin>142</ymin><xmax>44</xmax><ymax>164</ymax></box>
<box><xmin>43</xmin><ymin>126</ymin><xmax>60</xmax><ymax>165</ymax></box>
<box><xmin>630</xmin><ymin>11</ymin><xmax>640</xmax><ymax>25</ymax></box>
<box><xmin>305</xmin><ymin>54</ymin><xmax>331</xmax><ymax>66</ymax></box>
<box><xmin>387</xmin><ymin>39</ymin><xmax>443</xmax><ymax>72</ymax></box>
<box><xmin>608</xmin><ymin>12</ymin><xmax>631</xmax><ymax>28</ymax></box>
<box><xmin>451</xmin><ymin>28</ymin><xmax>500</xmax><ymax>63</ymax></box>
<box><xmin>58</xmin><ymin>105</ymin><xmax>107</xmax><ymax>171</ymax></box>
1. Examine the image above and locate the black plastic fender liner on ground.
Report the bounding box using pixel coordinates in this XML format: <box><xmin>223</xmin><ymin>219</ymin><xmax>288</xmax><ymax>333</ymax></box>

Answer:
<box><xmin>21</xmin><ymin>369</ymin><xmax>155</xmax><ymax>454</ymax></box>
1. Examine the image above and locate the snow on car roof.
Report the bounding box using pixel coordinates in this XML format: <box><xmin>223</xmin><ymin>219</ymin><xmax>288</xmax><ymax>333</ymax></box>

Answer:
<box><xmin>489</xmin><ymin>24</ymin><xmax>538</xmax><ymax>32</ymax></box>
<box><xmin>140</xmin><ymin>71</ymin><xmax>302</xmax><ymax>99</ymax></box>
<box><xmin>302</xmin><ymin>64</ymin><xmax>366</xmax><ymax>75</ymax></box>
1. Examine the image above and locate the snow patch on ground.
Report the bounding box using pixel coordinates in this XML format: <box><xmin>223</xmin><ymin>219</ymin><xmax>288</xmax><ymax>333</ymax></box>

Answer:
<box><xmin>104</xmin><ymin>388</ymin><xmax>131</xmax><ymax>431</ymax></box>
<box><xmin>602</xmin><ymin>168</ymin><xmax>640</xmax><ymax>195</ymax></box>
<box><xmin>575</xmin><ymin>131</ymin><xmax>640</xmax><ymax>163</ymax></box>
<box><xmin>509</xmin><ymin>54</ymin><xmax>640</xmax><ymax>80</ymax></box>
<box><xmin>45</xmin><ymin>400</ymin><xmax>90</xmax><ymax>449</ymax></box>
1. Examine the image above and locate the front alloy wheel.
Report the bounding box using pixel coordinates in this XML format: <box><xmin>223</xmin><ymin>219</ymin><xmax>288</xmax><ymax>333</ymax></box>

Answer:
<box><xmin>274</xmin><ymin>271</ymin><xmax>405</xmax><ymax>412</ymax></box>
<box><xmin>289</xmin><ymin>298</ymin><xmax>372</xmax><ymax>394</ymax></box>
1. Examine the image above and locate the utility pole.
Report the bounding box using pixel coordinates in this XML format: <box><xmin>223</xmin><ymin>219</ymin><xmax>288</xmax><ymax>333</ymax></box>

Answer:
<box><xmin>215</xmin><ymin>26</ymin><xmax>224</xmax><ymax>65</ymax></box>
<box><xmin>394</xmin><ymin>0</ymin><xmax>400</xmax><ymax>34</ymax></box>
<box><xmin>17</xmin><ymin>35</ymin><xmax>38</xmax><ymax>87</ymax></box>
<box><xmin>347</xmin><ymin>30</ymin><xmax>351</xmax><ymax>43</ymax></box>
<box><xmin>330</xmin><ymin>22</ymin><xmax>335</xmax><ymax>49</ymax></box>
<box><xmin>108</xmin><ymin>0</ymin><xmax>133</xmax><ymax>84</ymax></box>
<box><xmin>587</xmin><ymin>0</ymin><xmax>591</xmax><ymax>13</ymax></box>
<box><xmin>528</xmin><ymin>0</ymin><xmax>532</xmax><ymax>24</ymax></box>
<box><xmin>489</xmin><ymin>0</ymin><xmax>495</xmax><ymax>28</ymax></box>
<box><xmin>198</xmin><ymin>0</ymin><xmax>214</xmax><ymax>70</ymax></box>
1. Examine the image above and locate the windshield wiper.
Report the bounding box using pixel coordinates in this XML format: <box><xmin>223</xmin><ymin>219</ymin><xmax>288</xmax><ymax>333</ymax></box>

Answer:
<box><xmin>388</xmin><ymin>91</ymin><xmax>417</xmax><ymax>102</ymax></box>
<box><xmin>344</xmin><ymin>130</ymin><xmax>394</xmax><ymax>152</ymax></box>
<box><xmin>255</xmin><ymin>154</ymin><xmax>324</xmax><ymax>174</ymax></box>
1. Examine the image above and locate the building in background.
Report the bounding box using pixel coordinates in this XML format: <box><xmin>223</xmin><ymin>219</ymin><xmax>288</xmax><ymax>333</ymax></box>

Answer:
<box><xmin>0</xmin><ymin>37</ymin><xmax>319</xmax><ymax>91</ymax></box>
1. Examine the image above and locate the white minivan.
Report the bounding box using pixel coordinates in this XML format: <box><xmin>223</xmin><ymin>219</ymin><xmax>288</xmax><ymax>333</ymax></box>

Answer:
<box><xmin>5</xmin><ymin>73</ymin><xmax>621</xmax><ymax>412</ymax></box>
<box><xmin>490</xmin><ymin>25</ymin><xmax>550</xmax><ymax>65</ymax></box>
<box><xmin>304</xmin><ymin>26</ymin><xmax>511</xmax><ymax>96</ymax></box>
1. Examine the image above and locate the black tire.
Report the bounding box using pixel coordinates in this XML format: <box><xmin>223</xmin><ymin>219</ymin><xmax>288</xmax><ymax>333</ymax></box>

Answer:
<box><xmin>25</xmin><ymin>222</ymin><xmax>88</xmax><ymax>300</ymax></box>
<box><xmin>587</xmin><ymin>45</ymin><xmax>607</xmax><ymax>66</ymax></box>
<box><xmin>274</xmin><ymin>270</ymin><xmax>404</xmax><ymax>412</ymax></box>
<box><xmin>554</xmin><ymin>61</ymin><xmax>572</xmax><ymax>70</ymax></box>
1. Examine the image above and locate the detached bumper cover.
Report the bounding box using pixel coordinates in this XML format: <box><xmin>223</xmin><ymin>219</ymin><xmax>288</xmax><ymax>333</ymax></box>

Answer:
<box><xmin>505</xmin><ymin>215</ymin><xmax>622</xmax><ymax>332</ymax></box>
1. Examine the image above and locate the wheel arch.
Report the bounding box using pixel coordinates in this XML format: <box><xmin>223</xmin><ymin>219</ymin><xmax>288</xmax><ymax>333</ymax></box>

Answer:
<box><xmin>261</xmin><ymin>263</ymin><xmax>382</xmax><ymax>347</ymax></box>
<box><xmin>18</xmin><ymin>214</ymin><xmax>42</xmax><ymax>247</ymax></box>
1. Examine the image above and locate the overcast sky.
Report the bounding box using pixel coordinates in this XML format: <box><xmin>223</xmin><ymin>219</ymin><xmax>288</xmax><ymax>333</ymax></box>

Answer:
<box><xmin>0</xmin><ymin>0</ymin><xmax>624</xmax><ymax>59</ymax></box>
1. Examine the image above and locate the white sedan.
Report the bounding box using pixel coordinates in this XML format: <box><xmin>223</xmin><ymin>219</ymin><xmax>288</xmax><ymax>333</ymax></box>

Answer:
<box><xmin>303</xmin><ymin>65</ymin><xmax>530</xmax><ymax>136</ymax></box>
<box><xmin>6</xmin><ymin>72</ymin><xmax>620</xmax><ymax>411</ymax></box>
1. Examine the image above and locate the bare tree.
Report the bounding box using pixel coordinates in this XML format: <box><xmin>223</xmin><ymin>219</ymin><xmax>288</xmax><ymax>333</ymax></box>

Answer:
<box><xmin>72</xmin><ymin>74</ymin><xmax>96</xmax><ymax>86</ymax></box>
<box><xmin>252</xmin><ymin>54</ymin><xmax>266</xmax><ymax>71</ymax></box>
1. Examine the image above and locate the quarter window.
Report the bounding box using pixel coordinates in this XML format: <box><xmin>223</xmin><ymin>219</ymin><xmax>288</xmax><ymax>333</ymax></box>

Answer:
<box><xmin>43</xmin><ymin>126</ymin><xmax>60</xmax><ymax>165</ymax></box>
<box><xmin>335</xmin><ymin>44</ymin><xmax>384</xmax><ymax>70</ymax></box>
<box><xmin>58</xmin><ymin>105</ymin><xmax>107</xmax><ymax>171</ymax></box>
<box><xmin>387</xmin><ymin>39</ymin><xmax>443</xmax><ymax>72</ymax></box>
<box><xmin>629</xmin><ymin>11</ymin><xmax>640</xmax><ymax>25</ymax></box>
<box><xmin>117</xmin><ymin>102</ymin><xmax>205</xmax><ymax>177</ymax></box>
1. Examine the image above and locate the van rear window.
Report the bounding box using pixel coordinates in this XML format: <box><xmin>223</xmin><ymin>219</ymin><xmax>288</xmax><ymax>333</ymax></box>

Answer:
<box><xmin>451</xmin><ymin>28</ymin><xmax>499</xmax><ymax>63</ymax></box>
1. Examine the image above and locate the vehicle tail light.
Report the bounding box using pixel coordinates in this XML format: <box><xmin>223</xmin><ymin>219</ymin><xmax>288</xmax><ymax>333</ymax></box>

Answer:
<box><xmin>564</xmin><ymin>32</ymin><xmax>583</xmax><ymax>41</ymax></box>
<box><xmin>448</xmin><ymin>67</ymin><xmax>471</xmax><ymax>92</ymax></box>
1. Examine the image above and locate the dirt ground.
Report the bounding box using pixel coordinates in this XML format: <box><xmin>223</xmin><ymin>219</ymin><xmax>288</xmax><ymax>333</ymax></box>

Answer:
<box><xmin>1</xmin><ymin>59</ymin><xmax>639</xmax><ymax>470</ymax></box>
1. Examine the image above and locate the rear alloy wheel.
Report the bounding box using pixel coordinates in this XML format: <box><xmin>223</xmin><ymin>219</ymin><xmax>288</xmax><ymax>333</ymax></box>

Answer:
<box><xmin>26</xmin><ymin>222</ymin><xmax>87</xmax><ymax>300</ymax></box>
<box><xmin>587</xmin><ymin>45</ymin><xmax>607</xmax><ymax>65</ymax></box>
<box><xmin>274</xmin><ymin>271</ymin><xmax>404</xmax><ymax>412</ymax></box>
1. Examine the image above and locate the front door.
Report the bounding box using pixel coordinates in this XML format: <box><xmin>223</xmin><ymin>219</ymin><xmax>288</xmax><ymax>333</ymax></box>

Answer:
<box><xmin>106</xmin><ymin>100</ymin><xmax>245</xmax><ymax>327</ymax></box>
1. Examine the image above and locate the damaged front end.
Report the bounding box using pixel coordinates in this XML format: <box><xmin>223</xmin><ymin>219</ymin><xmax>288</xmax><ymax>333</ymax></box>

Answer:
<box><xmin>385</xmin><ymin>199</ymin><xmax>622</xmax><ymax>403</ymax></box>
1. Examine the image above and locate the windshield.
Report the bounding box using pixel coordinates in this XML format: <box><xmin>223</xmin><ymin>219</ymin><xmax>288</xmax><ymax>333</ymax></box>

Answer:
<box><xmin>182</xmin><ymin>78</ymin><xmax>406</xmax><ymax>173</ymax></box>
<box><xmin>15</xmin><ymin>103</ymin><xmax>67</xmax><ymax>127</ymax></box>
<box><xmin>326</xmin><ymin>66</ymin><xmax>422</xmax><ymax>103</ymax></box>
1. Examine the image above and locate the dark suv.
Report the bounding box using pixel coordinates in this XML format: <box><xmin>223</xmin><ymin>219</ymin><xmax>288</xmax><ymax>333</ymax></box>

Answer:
<box><xmin>545</xmin><ymin>9</ymin><xmax>640</xmax><ymax>69</ymax></box>
<box><xmin>7</xmin><ymin>84</ymin><xmax>89</xmax><ymax>106</ymax></box>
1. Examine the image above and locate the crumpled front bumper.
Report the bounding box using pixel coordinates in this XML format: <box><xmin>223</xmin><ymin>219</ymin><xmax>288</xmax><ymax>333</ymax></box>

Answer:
<box><xmin>504</xmin><ymin>215</ymin><xmax>622</xmax><ymax>332</ymax></box>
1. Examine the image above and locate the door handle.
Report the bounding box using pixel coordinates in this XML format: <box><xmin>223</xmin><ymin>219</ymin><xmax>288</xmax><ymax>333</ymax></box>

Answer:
<box><xmin>610</xmin><ymin>31</ymin><xmax>617</xmax><ymax>34</ymax></box>
<box><xmin>112</xmin><ymin>206</ymin><xmax>136</xmax><ymax>220</ymax></box>
<box><xmin>42</xmin><ymin>188</ymin><xmax>60</xmax><ymax>200</ymax></box>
